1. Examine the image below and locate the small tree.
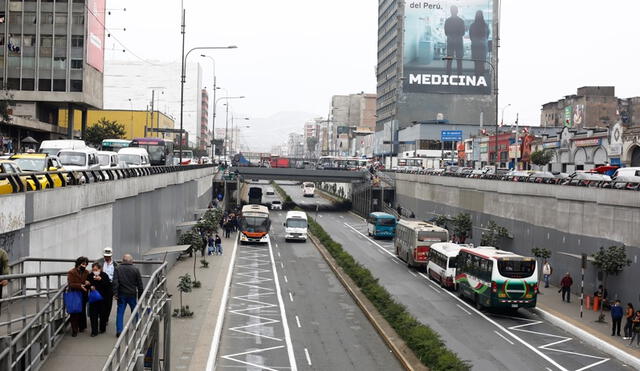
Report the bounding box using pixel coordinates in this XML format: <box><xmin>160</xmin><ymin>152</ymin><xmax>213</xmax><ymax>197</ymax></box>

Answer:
<box><xmin>530</xmin><ymin>150</ymin><xmax>554</xmax><ymax>168</ymax></box>
<box><xmin>178</xmin><ymin>229</ymin><xmax>204</xmax><ymax>285</ymax></box>
<box><xmin>531</xmin><ymin>247</ymin><xmax>552</xmax><ymax>289</ymax></box>
<box><xmin>452</xmin><ymin>213</ymin><xmax>472</xmax><ymax>243</ymax></box>
<box><xmin>175</xmin><ymin>273</ymin><xmax>194</xmax><ymax>317</ymax></box>
<box><xmin>84</xmin><ymin>118</ymin><xmax>126</xmax><ymax>147</ymax></box>
<box><xmin>433</xmin><ymin>215</ymin><xmax>448</xmax><ymax>228</ymax></box>
<box><xmin>480</xmin><ymin>221</ymin><xmax>509</xmax><ymax>247</ymax></box>
<box><xmin>591</xmin><ymin>246</ymin><xmax>631</xmax><ymax>322</ymax></box>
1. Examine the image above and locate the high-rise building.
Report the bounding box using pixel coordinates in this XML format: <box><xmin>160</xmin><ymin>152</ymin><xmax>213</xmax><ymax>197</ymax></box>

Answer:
<box><xmin>0</xmin><ymin>0</ymin><xmax>106</xmax><ymax>152</ymax></box>
<box><xmin>199</xmin><ymin>88</ymin><xmax>209</xmax><ymax>150</ymax></box>
<box><xmin>375</xmin><ymin>0</ymin><xmax>499</xmax><ymax>156</ymax></box>
<box><xmin>329</xmin><ymin>93</ymin><xmax>376</xmax><ymax>155</ymax></box>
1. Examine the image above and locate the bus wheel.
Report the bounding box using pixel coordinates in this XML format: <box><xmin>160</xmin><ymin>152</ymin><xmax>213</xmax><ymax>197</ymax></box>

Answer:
<box><xmin>474</xmin><ymin>294</ymin><xmax>483</xmax><ymax>310</ymax></box>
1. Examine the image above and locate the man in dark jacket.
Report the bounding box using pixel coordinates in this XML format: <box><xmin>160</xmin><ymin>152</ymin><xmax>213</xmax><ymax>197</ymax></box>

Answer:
<box><xmin>445</xmin><ymin>5</ymin><xmax>466</xmax><ymax>76</ymax></box>
<box><xmin>611</xmin><ymin>300</ymin><xmax>624</xmax><ymax>337</ymax></box>
<box><xmin>113</xmin><ymin>254</ymin><xmax>144</xmax><ymax>337</ymax></box>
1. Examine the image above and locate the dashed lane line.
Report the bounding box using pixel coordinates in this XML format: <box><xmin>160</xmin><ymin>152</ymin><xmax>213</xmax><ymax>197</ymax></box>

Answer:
<box><xmin>295</xmin><ymin>315</ymin><xmax>302</xmax><ymax>328</ymax></box>
<box><xmin>494</xmin><ymin>330</ymin><xmax>514</xmax><ymax>345</ymax></box>
<box><xmin>304</xmin><ymin>348</ymin><xmax>312</xmax><ymax>366</ymax></box>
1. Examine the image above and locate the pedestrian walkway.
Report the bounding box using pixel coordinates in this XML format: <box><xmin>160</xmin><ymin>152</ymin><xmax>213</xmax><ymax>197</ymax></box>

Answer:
<box><xmin>536</xmin><ymin>284</ymin><xmax>640</xmax><ymax>359</ymax></box>
<box><xmin>41</xmin><ymin>234</ymin><xmax>236</xmax><ymax>371</ymax></box>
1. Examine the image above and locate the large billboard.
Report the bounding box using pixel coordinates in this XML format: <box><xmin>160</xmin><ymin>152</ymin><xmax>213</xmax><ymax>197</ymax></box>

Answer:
<box><xmin>403</xmin><ymin>0</ymin><xmax>494</xmax><ymax>95</ymax></box>
<box><xmin>87</xmin><ymin>0</ymin><xmax>105</xmax><ymax>73</ymax></box>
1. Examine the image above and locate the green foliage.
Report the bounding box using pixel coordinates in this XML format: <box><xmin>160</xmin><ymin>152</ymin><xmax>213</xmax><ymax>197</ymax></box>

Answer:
<box><xmin>193</xmin><ymin>280</ymin><xmax>202</xmax><ymax>288</ymax></box>
<box><xmin>480</xmin><ymin>220</ymin><xmax>509</xmax><ymax>247</ymax></box>
<box><xmin>530</xmin><ymin>150</ymin><xmax>554</xmax><ymax>167</ymax></box>
<box><xmin>531</xmin><ymin>247</ymin><xmax>552</xmax><ymax>260</ymax></box>
<box><xmin>307</xmin><ymin>217</ymin><xmax>470</xmax><ymax>371</ymax></box>
<box><xmin>271</xmin><ymin>182</ymin><xmax>297</xmax><ymax>210</ymax></box>
<box><xmin>84</xmin><ymin>118</ymin><xmax>126</xmax><ymax>147</ymax></box>
<box><xmin>197</xmin><ymin>208</ymin><xmax>223</xmax><ymax>235</ymax></box>
<box><xmin>591</xmin><ymin>246</ymin><xmax>631</xmax><ymax>275</ymax></box>
<box><xmin>200</xmin><ymin>259</ymin><xmax>210</xmax><ymax>268</ymax></box>
<box><xmin>172</xmin><ymin>306</ymin><xmax>193</xmax><ymax>318</ymax></box>
<box><xmin>452</xmin><ymin>213</ymin><xmax>472</xmax><ymax>243</ymax></box>
<box><xmin>178</xmin><ymin>230</ymin><xmax>204</xmax><ymax>255</ymax></box>
<box><xmin>176</xmin><ymin>273</ymin><xmax>194</xmax><ymax>317</ymax></box>
<box><xmin>433</xmin><ymin>215</ymin><xmax>449</xmax><ymax>228</ymax></box>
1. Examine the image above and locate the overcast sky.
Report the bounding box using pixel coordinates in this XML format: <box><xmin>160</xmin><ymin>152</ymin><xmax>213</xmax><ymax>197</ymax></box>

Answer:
<box><xmin>105</xmin><ymin>0</ymin><xmax>640</xmax><ymax>148</ymax></box>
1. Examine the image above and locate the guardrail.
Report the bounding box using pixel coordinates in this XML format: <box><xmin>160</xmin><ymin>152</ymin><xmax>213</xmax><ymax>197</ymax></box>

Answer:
<box><xmin>0</xmin><ymin>258</ymin><xmax>165</xmax><ymax>371</ymax></box>
<box><xmin>0</xmin><ymin>164</ymin><xmax>215</xmax><ymax>194</ymax></box>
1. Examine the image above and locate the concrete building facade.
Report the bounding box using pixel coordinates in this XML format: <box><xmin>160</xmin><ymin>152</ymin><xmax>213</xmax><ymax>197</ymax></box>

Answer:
<box><xmin>199</xmin><ymin>88</ymin><xmax>209</xmax><ymax>150</ymax></box>
<box><xmin>329</xmin><ymin>92</ymin><xmax>376</xmax><ymax>156</ymax></box>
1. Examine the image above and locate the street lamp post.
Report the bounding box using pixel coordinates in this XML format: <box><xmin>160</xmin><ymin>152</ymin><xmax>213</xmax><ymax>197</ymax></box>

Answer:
<box><xmin>200</xmin><ymin>55</ymin><xmax>219</xmax><ymax>159</ymax></box>
<box><xmin>231</xmin><ymin>115</ymin><xmax>249</xmax><ymax>154</ymax></box>
<box><xmin>217</xmin><ymin>96</ymin><xmax>245</xmax><ymax>160</ymax></box>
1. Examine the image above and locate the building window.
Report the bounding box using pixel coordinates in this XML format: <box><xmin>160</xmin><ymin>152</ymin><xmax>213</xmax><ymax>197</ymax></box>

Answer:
<box><xmin>23</xmin><ymin>12</ymin><xmax>37</xmax><ymax>24</ymax></box>
<box><xmin>53</xmin><ymin>56</ymin><xmax>66</xmax><ymax>70</ymax></box>
<box><xmin>54</xmin><ymin>36</ymin><xmax>66</xmax><ymax>49</ymax></box>
<box><xmin>53</xmin><ymin>79</ymin><xmax>66</xmax><ymax>91</ymax></box>
<box><xmin>71</xmin><ymin>59</ymin><xmax>82</xmax><ymax>69</ymax></box>
<box><xmin>71</xmin><ymin>35</ymin><xmax>83</xmax><ymax>48</ymax></box>
<box><xmin>22</xmin><ymin>57</ymin><xmax>35</xmax><ymax>69</ymax></box>
<box><xmin>9</xmin><ymin>12</ymin><xmax>21</xmax><ymax>25</ymax></box>
<box><xmin>70</xmin><ymin>80</ymin><xmax>82</xmax><ymax>92</ymax></box>
<box><xmin>39</xmin><ymin>79</ymin><xmax>52</xmax><ymax>91</ymax></box>
<box><xmin>41</xmin><ymin>12</ymin><xmax>53</xmax><ymax>24</ymax></box>
<box><xmin>72</xmin><ymin>13</ymin><xmax>84</xmax><ymax>25</ymax></box>
<box><xmin>55</xmin><ymin>14</ymin><xmax>67</xmax><ymax>25</ymax></box>
<box><xmin>23</xmin><ymin>35</ymin><xmax>35</xmax><ymax>47</ymax></box>
<box><xmin>7</xmin><ymin>78</ymin><xmax>20</xmax><ymax>90</ymax></box>
<box><xmin>21</xmin><ymin>78</ymin><xmax>35</xmax><ymax>91</ymax></box>
<box><xmin>39</xmin><ymin>57</ymin><xmax>52</xmax><ymax>69</ymax></box>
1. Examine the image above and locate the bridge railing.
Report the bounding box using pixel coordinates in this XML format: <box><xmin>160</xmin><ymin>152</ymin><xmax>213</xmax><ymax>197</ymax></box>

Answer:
<box><xmin>0</xmin><ymin>164</ymin><xmax>215</xmax><ymax>194</ymax></box>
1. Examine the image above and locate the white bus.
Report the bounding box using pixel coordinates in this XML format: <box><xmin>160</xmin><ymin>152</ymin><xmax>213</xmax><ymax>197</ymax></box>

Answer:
<box><xmin>302</xmin><ymin>182</ymin><xmax>315</xmax><ymax>197</ymax></box>
<box><xmin>283</xmin><ymin>211</ymin><xmax>308</xmax><ymax>241</ymax></box>
<box><xmin>239</xmin><ymin>205</ymin><xmax>271</xmax><ymax>244</ymax></box>
<box><xmin>456</xmin><ymin>246</ymin><xmax>538</xmax><ymax>310</ymax></box>
<box><xmin>395</xmin><ymin>220</ymin><xmax>449</xmax><ymax>269</ymax></box>
<box><xmin>427</xmin><ymin>242</ymin><xmax>465</xmax><ymax>290</ymax></box>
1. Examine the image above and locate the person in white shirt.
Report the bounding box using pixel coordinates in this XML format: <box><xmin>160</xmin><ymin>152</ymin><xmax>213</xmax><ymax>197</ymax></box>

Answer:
<box><xmin>97</xmin><ymin>247</ymin><xmax>118</xmax><ymax>328</ymax></box>
<box><xmin>542</xmin><ymin>261</ymin><xmax>552</xmax><ymax>288</ymax></box>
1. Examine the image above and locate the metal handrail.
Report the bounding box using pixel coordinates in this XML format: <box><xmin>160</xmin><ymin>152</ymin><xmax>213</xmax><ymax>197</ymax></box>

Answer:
<box><xmin>102</xmin><ymin>262</ymin><xmax>170</xmax><ymax>371</ymax></box>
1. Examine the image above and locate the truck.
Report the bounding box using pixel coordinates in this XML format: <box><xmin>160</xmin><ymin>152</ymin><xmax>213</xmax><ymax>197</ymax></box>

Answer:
<box><xmin>270</xmin><ymin>156</ymin><xmax>290</xmax><ymax>168</ymax></box>
<box><xmin>248</xmin><ymin>186</ymin><xmax>263</xmax><ymax>204</ymax></box>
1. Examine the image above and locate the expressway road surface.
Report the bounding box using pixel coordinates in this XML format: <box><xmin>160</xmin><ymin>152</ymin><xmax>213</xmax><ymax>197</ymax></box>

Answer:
<box><xmin>216</xmin><ymin>181</ymin><xmax>401</xmax><ymax>370</ymax></box>
<box><xmin>279</xmin><ymin>183</ymin><xmax>630</xmax><ymax>371</ymax></box>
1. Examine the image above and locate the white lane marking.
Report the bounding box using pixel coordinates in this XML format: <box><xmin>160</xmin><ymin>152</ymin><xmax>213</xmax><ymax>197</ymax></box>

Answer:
<box><xmin>344</xmin><ymin>223</ymin><xmax>401</xmax><ymax>262</ymax></box>
<box><xmin>280</xmin><ymin>261</ymin><xmax>284</xmax><ymax>269</ymax></box>
<box><xmin>277</xmin><ymin>251</ymin><xmax>281</xmax><ymax>258</ymax></box>
<box><xmin>409</xmin><ymin>271</ymin><xmax>418</xmax><ymax>277</ymax></box>
<box><xmin>339</xmin><ymin>215</ymin><xmax>344</xmax><ymax>219</ymax></box>
<box><xmin>304</xmin><ymin>348</ymin><xmax>312</xmax><ymax>366</ymax></box>
<box><xmin>494</xmin><ymin>330</ymin><xmax>514</xmax><ymax>345</ymax></box>
<box><xmin>456</xmin><ymin>304</ymin><xmax>472</xmax><ymax>315</ymax></box>
<box><xmin>206</xmin><ymin>232</ymin><xmax>239</xmax><ymax>371</ymax></box>
<box><xmin>545</xmin><ymin>368</ymin><xmax>552</xmax><ymax>371</ymax></box>
<box><xmin>267</xmin><ymin>237</ymin><xmax>298</xmax><ymax>370</ymax></box>
<box><xmin>391</xmin><ymin>258</ymin><xmax>400</xmax><ymax>265</ymax></box>
<box><xmin>288</xmin><ymin>292</ymin><xmax>294</xmax><ymax>302</ymax></box>
<box><xmin>276</xmin><ymin>243</ymin><xmax>279</xmax><ymax>248</ymax></box>
<box><xmin>417</xmin><ymin>272</ymin><xmax>443</xmax><ymax>294</ymax></box>
<box><xmin>284</xmin><ymin>275</ymin><xmax>288</xmax><ymax>283</ymax></box>
<box><xmin>219</xmin><ymin>346</ymin><xmax>285</xmax><ymax>371</ymax></box>
<box><xmin>295</xmin><ymin>315</ymin><xmax>302</xmax><ymax>328</ymax></box>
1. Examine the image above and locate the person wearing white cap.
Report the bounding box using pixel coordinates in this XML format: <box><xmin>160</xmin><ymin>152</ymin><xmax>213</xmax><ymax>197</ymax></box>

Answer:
<box><xmin>97</xmin><ymin>247</ymin><xmax>118</xmax><ymax>328</ymax></box>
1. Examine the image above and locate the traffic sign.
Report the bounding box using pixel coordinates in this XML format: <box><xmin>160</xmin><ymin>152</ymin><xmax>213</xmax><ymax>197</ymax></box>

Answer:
<box><xmin>441</xmin><ymin>130</ymin><xmax>463</xmax><ymax>142</ymax></box>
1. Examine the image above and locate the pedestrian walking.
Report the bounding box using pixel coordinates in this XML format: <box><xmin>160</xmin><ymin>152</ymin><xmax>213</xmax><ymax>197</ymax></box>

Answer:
<box><xmin>611</xmin><ymin>300</ymin><xmax>623</xmax><ymax>337</ymax></box>
<box><xmin>624</xmin><ymin>303</ymin><xmax>635</xmax><ymax>339</ymax></box>
<box><xmin>559</xmin><ymin>272</ymin><xmax>573</xmax><ymax>303</ymax></box>
<box><xmin>97</xmin><ymin>247</ymin><xmax>117</xmax><ymax>324</ymax></box>
<box><xmin>88</xmin><ymin>262</ymin><xmax>112</xmax><ymax>336</ymax></box>
<box><xmin>207</xmin><ymin>234</ymin><xmax>215</xmax><ymax>255</ymax></box>
<box><xmin>224</xmin><ymin>220</ymin><xmax>232</xmax><ymax>238</ymax></box>
<box><xmin>215</xmin><ymin>234</ymin><xmax>223</xmax><ymax>255</ymax></box>
<box><xmin>629</xmin><ymin>311</ymin><xmax>640</xmax><ymax>347</ymax></box>
<box><xmin>0</xmin><ymin>248</ymin><xmax>9</xmax><ymax>316</ymax></box>
<box><xmin>113</xmin><ymin>254</ymin><xmax>144</xmax><ymax>337</ymax></box>
<box><xmin>67</xmin><ymin>256</ymin><xmax>90</xmax><ymax>336</ymax></box>
<box><xmin>542</xmin><ymin>261</ymin><xmax>552</xmax><ymax>288</ymax></box>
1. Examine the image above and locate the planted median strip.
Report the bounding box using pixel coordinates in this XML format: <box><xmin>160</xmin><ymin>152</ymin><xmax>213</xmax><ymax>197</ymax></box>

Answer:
<box><xmin>274</xmin><ymin>183</ymin><xmax>469</xmax><ymax>371</ymax></box>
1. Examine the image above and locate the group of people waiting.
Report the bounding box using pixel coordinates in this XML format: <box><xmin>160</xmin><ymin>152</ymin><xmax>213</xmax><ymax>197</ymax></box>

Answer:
<box><xmin>66</xmin><ymin>248</ymin><xmax>143</xmax><ymax>338</ymax></box>
<box><xmin>221</xmin><ymin>211</ymin><xmax>240</xmax><ymax>239</ymax></box>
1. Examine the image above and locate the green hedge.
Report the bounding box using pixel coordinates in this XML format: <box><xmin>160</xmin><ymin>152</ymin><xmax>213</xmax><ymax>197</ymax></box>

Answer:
<box><xmin>308</xmin><ymin>218</ymin><xmax>469</xmax><ymax>370</ymax></box>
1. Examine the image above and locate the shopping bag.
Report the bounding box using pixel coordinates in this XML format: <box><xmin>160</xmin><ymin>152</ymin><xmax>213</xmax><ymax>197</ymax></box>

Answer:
<box><xmin>64</xmin><ymin>290</ymin><xmax>83</xmax><ymax>314</ymax></box>
<box><xmin>88</xmin><ymin>289</ymin><xmax>104</xmax><ymax>304</ymax></box>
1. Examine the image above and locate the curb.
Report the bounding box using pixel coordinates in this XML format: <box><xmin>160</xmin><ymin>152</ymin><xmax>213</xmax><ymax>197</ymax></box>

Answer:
<box><xmin>308</xmin><ymin>233</ymin><xmax>428</xmax><ymax>371</ymax></box>
<box><xmin>534</xmin><ymin>307</ymin><xmax>640</xmax><ymax>369</ymax></box>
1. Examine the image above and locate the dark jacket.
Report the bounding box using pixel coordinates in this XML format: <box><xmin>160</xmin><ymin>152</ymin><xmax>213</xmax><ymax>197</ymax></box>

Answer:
<box><xmin>611</xmin><ymin>305</ymin><xmax>624</xmax><ymax>319</ymax></box>
<box><xmin>67</xmin><ymin>267</ymin><xmax>90</xmax><ymax>292</ymax></box>
<box><xmin>560</xmin><ymin>276</ymin><xmax>573</xmax><ymax>288</ymax></box>
<box><xmin>88</xmin><ymin>271</ymin><xmax>112</xmax><ymax>299</ymax></box>
<box><xmin>444</xmin><ymin>15</ymin><xmax>465</xmax><ymax>41</ymax></box>
<box><xmin>113</xmin><ymin>263</ymin><xmax>144</xmax><ymax>298</ymax></box>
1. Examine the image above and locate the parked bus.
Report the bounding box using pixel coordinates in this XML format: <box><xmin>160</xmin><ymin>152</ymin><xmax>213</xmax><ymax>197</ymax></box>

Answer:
<box><xmin>367</xmin><ymin>212</ymin><xmax>397</xmax><ymax>239</ymax></box>
<box><xmin>456</xmin><ymin>246</ymin><xmax>538</xmax><ymax>310</ymax></box>
<box><xmin>395</xmin><ymin>220</ymin><xmax>449</xmax><ymax>269</ymax></box>
<box><xmin>101</xmin><ymin>139</ymin><xmax>131</xmax><ymax>153</ymax></box>
<box><xmin>239</xmin><ymin>204</ymin><xmax>271</xmax><ymax>244</ymax></box>
<box><xmin>130</xmin><ymin>138</ymin><xmax>174</xmax><ymax>166</ymax></box>
<box><xmin>427</xmin><ymin>242</ymin><xmax>465</xmax><ymax>289</ymax></box>
<box><xmin>302</xmin><ymin>182</ymin><xmax>315</xmax><ymax>197</ymax></box>
<box><xmin>284</xmin><ymin>211</ymin><xmax>308</xmax><ymax>241</ymax></box>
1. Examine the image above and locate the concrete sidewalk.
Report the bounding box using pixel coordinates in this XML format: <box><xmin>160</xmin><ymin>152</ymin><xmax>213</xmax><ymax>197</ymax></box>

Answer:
<box><xmin>536</xmin><ymin>284</ymin><xmax>640</xmax><ymax>362</ymax></box>
<box><xmin>41</xmin><ymin>234</ymin><xmax>235</xmax><ymax>371</ymax></box>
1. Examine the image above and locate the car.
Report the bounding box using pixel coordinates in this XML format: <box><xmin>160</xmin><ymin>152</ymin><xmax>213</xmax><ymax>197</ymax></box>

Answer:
<box><xmin>9</xmin><ymin>153</ymin><xmax>67</xmax><ymax>189</ymax></box>
<box><xmin>97</xmin><ymin>151</ymin><xmax>122</xmax><ymax>170</ymax></box>
<box><xmin>0</xmin><ymin>160</ymin><xmax>32</xmax><ymax>194</ymax></box>
<box><xmin>118</xmin><ymin>148</ymin><xmax>151</xmax><ymax>168</ymax></box>
<box><xmin>58</xmin><ymin>148</ymin><xmax>101</xmax><ymax>171</ymax></box>
<box><xmin>38</xmin><ymin>139</ymin><xmax>87</xmax><ymax>156</ymax></box>
<box><xmin>271</xmin><ymin>200</ymin><xmax>283</xmax><ymax>210</ymax></box>
<box><xmin>265</xmin><ymin>188</ymin><xmax>275</xmax><ymax>196</ymax></box>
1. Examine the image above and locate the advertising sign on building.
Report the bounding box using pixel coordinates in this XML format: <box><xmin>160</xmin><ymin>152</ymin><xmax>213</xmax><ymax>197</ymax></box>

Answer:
<box><xmin>574</xmin><ymin>138</ymin><xmax>601</xmax><ymax>147</ymax></box>
<box><xmin>403</xmin><ymin>0</ymin><xmax>494</xmax><ymax>95</ymax></box>
<box><xmin>441</xmin><ymin>130</ymin><xmax>463</xmax><ymax>141</ymax></box>
<box><xmin>87</xmin><ymin>0</ymin><xmax>106</xmax><ymax>73</ymax></box>
<box><xmin>564</xmin><ymin>106</ymin><xmax>573</xmax><ymax>127</ymax></box>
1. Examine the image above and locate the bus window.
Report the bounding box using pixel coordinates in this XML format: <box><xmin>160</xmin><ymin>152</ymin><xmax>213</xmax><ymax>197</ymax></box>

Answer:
<box><xmin>447</xmin><ymin>256</ymin><xmax>457</xmax><ymax>269</ymax></box>
<box><xmin>497</xmin><ymin>260</ymin><xmax>535</xmax><ymax>279</ymax></box>
<box><xmin>418</xmin><ymin>231</ymin><xmax>448</xmax><ymax>242</ymax></box>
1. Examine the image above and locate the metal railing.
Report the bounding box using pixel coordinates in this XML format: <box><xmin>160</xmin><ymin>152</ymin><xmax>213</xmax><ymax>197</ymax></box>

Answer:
<box><xmin>0</xmin><ymin>164</ymin><xmax>215</xmax><ymax>194</ymax></box>
<box><xmin>102</xmin><ymin>262</ymin><xmax>170</xmax><ymax>371</ymax></box>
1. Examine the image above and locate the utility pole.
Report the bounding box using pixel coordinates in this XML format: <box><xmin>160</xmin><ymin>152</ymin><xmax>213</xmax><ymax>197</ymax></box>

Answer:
<box><xmin>224</xmin><ymin>102</ymin><xmax>230</xmax><ymax>159</ymax></box>
<box><xmin>178</xmin><ymin>4</ymin><xmax>186</xmax><ymax>164</ymax></box>
<box><xmin>150</xmin><ymin>90</ymin><xmax>155</xmax><ymax>138</ymax></box>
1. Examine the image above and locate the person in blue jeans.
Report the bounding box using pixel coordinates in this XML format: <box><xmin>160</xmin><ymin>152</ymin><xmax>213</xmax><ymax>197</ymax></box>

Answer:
<box><xmin>215</xmin><ymin>234</ymin><xmax>223</xmax><ymax>255</ymax></box>
<box><xmin>112</xmin><ymin>254</ymin><xmax>143</xmax><ymax>337</ymax></box>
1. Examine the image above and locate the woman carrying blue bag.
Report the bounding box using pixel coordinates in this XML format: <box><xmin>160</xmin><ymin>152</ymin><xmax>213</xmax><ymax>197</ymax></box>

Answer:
<box><xmin>88</xmin><ymin>262</ymin><xmax>112</xmax><ymax>337</ymax></box>
<box><xmin>66</xmin><ymin>257</ymin><xmax>90</xmax><ymax>337</ymax></box>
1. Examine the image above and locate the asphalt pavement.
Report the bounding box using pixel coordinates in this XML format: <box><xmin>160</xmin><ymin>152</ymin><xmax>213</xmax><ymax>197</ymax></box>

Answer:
<box><xmin>215</xmin><ymin>181</ymin><xmax>401</xmax><ymax>370</ymax></box>
<box><xmin>279</xmin><ymin>183</ymin><xmax>631</xmax><ymax>371</ymax></box>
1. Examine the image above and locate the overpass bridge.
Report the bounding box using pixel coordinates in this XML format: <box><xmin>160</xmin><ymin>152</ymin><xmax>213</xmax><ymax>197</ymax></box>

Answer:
<box><xmin>228</xmin><ymin>166</ymin><xmax>369</xmax><ymax>183</ymax></box>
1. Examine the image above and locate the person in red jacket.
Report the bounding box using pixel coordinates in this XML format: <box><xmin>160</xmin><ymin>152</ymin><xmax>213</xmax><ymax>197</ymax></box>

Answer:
<box><xmin>559</xmin><ymin>272</ymin><xmax>573</xmax><ymax>303</ymax></box>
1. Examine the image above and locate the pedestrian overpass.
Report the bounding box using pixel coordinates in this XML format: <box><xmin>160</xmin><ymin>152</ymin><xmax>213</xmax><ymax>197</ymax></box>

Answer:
<box><xmin>228</xmin><ymin>167</ymin><xmax>369</xmax><ymax>183</ymax></box>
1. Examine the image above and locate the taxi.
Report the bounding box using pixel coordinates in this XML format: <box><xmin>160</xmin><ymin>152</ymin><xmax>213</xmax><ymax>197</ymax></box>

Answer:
<box><xmin>0</xmin><ymin>160</ymin><xmax>30</xmax><ymax>194</ymax></box>
<box><xmin>9</xmin><ymin>153</ymin><xmax>67</xmax><ymax>189</ymax></box>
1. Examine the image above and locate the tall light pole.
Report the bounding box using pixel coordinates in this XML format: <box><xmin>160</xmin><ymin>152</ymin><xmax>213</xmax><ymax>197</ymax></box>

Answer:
<box><xmin>231</xmin><ymin>115</ymin><xmax>249</xmax><ymax>154</ymax></box>
<box><xmin>178</xmin><ymin>2</ymin><xmax>236</xmax><ymax>163</ymax></box>
<box><xmin>200</xmin><ymin>55</ymin><xmax>219</xmax><ymax>159</ymax></box>
<box><xmin>217</xmin><ymin>96</ymin><xmax>245</xmax><ymax>160</ymax></box>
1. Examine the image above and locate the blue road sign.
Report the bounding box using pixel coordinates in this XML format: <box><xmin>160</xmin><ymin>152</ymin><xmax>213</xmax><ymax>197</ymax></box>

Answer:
<box><xmin>441</xmin><ymin>130</ymin><xmax>463</xmax><ymax>142</ymax></box>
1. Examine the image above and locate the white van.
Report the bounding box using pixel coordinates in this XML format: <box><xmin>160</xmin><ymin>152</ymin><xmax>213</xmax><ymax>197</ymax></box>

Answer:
<box><xmin>613</xmin><ymin>167</ymin><xmax>640</xmax><ymax>178</ymax></box>
<box><xmin>39</xmin><ymin>140</ymin><xmax>87</xmax><ymax>156</ymax></box>
<box><xmin>58</xmin><ymin>148</ymin><xmax>101</xmax><ymax>171</ymax></box>
<box><xmin>97</xmin><ymin>151</ymin><xmax>121</xmax><ymax>170</ymax></box>
<box><xmin>283</xmin><ymin>211</ymin><xmax>308</xmax><ymax>241</ymax></box>
<box><xmin>118</xmin><ymin>148</ymin><xmax>151</xmax><ymax>168</ymax></box>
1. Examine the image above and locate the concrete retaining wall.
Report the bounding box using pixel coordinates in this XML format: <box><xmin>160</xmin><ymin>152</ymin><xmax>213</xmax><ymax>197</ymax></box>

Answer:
<box><xmin>394</xmin><ymin>173</ymin><xmax>640</xmax><ymax>303</ymax></box>
<box><xmin>0</xmin><ymin>168</ymin><xmax>214</xmax><ymax>268</ymax></box>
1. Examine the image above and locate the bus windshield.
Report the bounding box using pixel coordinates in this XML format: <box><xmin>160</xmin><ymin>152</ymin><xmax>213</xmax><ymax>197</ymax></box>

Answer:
<box><xmin>497</xmin><ymin>259</ymin><xmax>536</xmax><ymax>278</ymax></box>
<box><xmin>240</xmin><ymin>216</ymin><xmax>269</xmax><ymax>233</ymax></box>
<box><xmin>448</xmin><ymin>256</ymin><xmax>457</xmax><ymax>269</ymax></box>
<box><xmin>286</xmin><ymin>219</ymin><xmax>308</xmax><ymax>228</ymax></box>
<box><xmin>418</xmin><ymin>231</ymin><xmax>448</xmax><ymax>242</ymax></box>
